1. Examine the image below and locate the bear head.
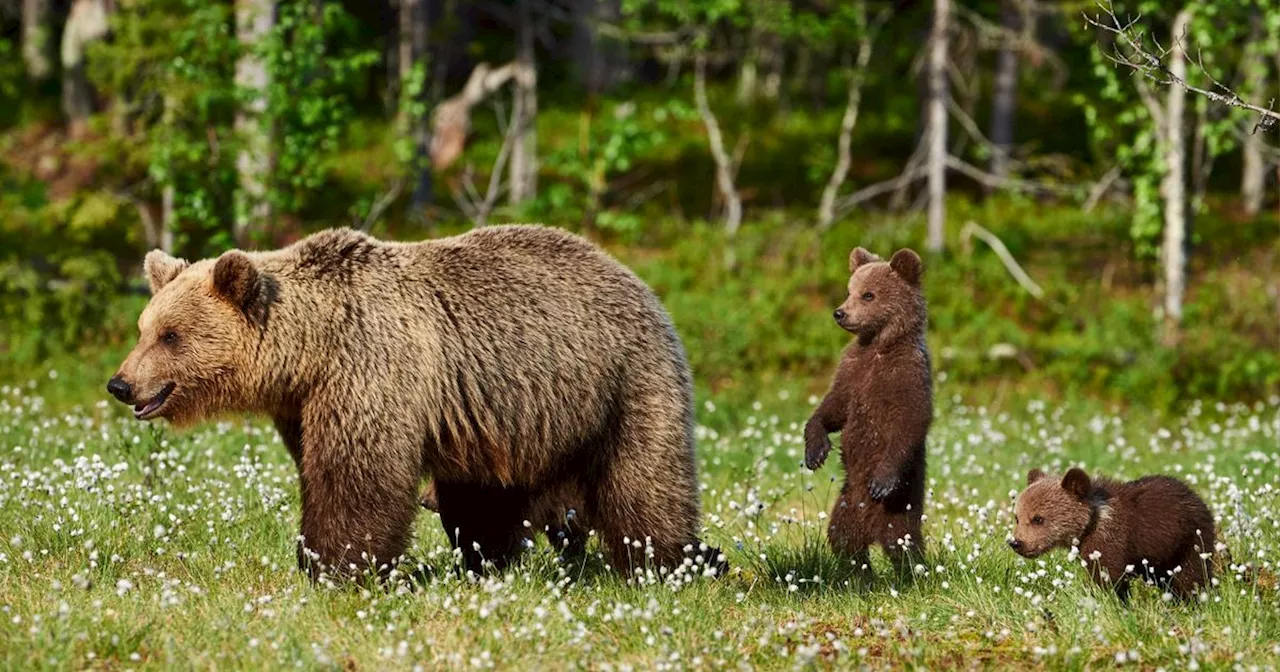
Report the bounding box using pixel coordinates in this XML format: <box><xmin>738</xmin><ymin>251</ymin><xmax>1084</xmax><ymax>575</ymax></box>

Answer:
<box><xmin>107</xmin><ymin>249</ymin><xmax>275</xmax><ymax>426</ymax></box>
<box><xmin>1008</xmin><ymin>467</ymin><xmax>1095</xmax><ymax>558</ymax></box>
<box><xmin>833</xmin><ymin>247</ymin><xmax>925</xmax><ymax>343</ymax></box>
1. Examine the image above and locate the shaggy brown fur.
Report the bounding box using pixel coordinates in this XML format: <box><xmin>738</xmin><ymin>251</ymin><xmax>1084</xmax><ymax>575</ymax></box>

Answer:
<box><xmin>109</xmin><ymin>225</ymin><xmax>719</xmax><ymax>578</ymax></box>
<box><xmin>419</xmin><ymin>479</ymin><xmax>589</xmax><ymax>557</ymax></box>
<box><xmin>1012</xmin><ymin>468</ymin><xmax>1216</xmax><ymax>601</ymax></box>
<box><xmin>804</xmin><ymin>247</ymin><xmax>932</xmax><ymax>576</ymax></box>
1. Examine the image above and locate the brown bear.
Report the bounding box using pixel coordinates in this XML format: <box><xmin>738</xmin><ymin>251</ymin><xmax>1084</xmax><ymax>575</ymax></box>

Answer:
<box><xmin>419</xmin><ymin>478</ymin><xmax>588</xmax><ymax>557</ymax></box>
<box><xmin>804</xmin><ymin>247</ymin><xmax>932</xmax><ymax>576</ymax></box>
<box><xmin>1011</xmin><ymin>468</ymin><xmax>1216</xmax><ymax>601</ymax></box>
<box><xmin>107</xmin><ymin>225</ymin><xmax>720</xmax><ymax>578</ymax></box>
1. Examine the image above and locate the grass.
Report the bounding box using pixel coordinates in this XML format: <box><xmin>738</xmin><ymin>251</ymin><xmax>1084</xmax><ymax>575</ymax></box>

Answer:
<box><xmin>0</xmin><ymin>366</ymin><xmax>1277</xmax><ymax>670</ymax></box>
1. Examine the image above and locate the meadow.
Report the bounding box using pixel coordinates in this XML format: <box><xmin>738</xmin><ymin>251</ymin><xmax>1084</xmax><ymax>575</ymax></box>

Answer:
<box><xmin>1</xmin><ymin>363</ymin><xmax>1276</xmax><ymax>670</ymax></box>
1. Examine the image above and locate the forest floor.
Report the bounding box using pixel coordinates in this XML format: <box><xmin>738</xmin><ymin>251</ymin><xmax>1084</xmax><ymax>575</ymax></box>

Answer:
<box><xmin>0</xmin><ymin>366</ymin><xmax>1277</xmax><ymax>671</ymax></box>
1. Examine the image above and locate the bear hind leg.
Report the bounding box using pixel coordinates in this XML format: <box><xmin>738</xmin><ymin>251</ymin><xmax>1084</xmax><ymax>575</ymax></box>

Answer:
<box><xmin>588</xmin><ymin>393</ymin><xmax>707</xmax><ymax>576</ymax></box>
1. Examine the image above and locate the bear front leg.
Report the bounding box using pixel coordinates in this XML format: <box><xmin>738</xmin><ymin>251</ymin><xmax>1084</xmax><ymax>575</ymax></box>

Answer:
<box><xmin>804</xmin><ymin>382</ymin><xmax>849</xmax><ymax>471</ymax></box>
<box><xmin>295</xmin><ymin>418</ymin><xmax>422</xmax><ymax>580</ymax></box>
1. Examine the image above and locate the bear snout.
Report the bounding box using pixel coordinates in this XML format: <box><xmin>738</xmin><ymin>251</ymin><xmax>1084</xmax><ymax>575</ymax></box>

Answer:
<box><xmin>833</xmin><ymin>309</ymin><xmax>846</xmax><ymax>324</ymax></box>
<box><xmin>107</xmin><ymin>376</ymin><xmax>134</xmax><ymax>403</ymax></box>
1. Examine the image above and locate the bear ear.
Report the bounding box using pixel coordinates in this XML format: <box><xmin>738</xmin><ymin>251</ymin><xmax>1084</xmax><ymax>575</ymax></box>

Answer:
<box><xmin>889</xmin><ymin>249</ymin><xmax>923</xmax><ymax>286</ymax></box>
<box><xmin>849</xmin><ymin>247</ymin><xmax>879</xmax><ymax>273</ymax></box>
<box><xmin>144</xmin><ymin>250</ymin><xmax>189</xmax><ymax>294</ymax></box>
<box><xmin>1061</xmin><ymin>467</ymin><xmax>1091</xmax><ymax>500</ymax></box>
<box><xmin>212</xmin><ymin>250</ymin><xmax>263</xmax><ymax>314</ymax></box>
<box><xmin>1027</xmin><ymin>468</ymin><xmax>1046</xmax><ymax>485</ymax></box>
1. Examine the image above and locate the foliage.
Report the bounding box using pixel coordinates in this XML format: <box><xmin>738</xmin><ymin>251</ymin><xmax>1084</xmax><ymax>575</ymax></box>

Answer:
<box><xmin>258</xmin><ymin>0</ymin><xmax>379</xmax><ymax>217</ymax></box>
<box><xmin>1078</xmin><ymin>2</ymin><xmax>1258</xmax><ymax>256</ymax></box>
<box><xmin>88</xmin><ymin>0</ymin><xmax>242</xmax><ymax>254</ymax></box>
<box><xmin>533</xmin><ymin>100</ymin><xmax>693</xmax><ymax>235</ymax></box>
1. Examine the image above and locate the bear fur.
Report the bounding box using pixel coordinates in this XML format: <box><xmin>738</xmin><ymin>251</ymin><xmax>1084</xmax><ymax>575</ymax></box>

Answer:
<box><xmin>804</xmin><ymin>247</ymin><xmax>932</xmax><ymax>576</ymax></box>
<box><xmin>109</xmin><ymin>225</ymin><xmax>717</xmax><ymax>578</ymax></box>
<box><xmin>1011</xmin><ymin>468</ymin><xmax>1216</xmax><ymax>601</ymax></box>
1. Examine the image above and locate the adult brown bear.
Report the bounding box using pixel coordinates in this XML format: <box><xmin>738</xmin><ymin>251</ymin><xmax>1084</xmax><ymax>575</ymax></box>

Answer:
<box><xmin>107</xmin><ymin>225</ymin><xmax>719</xmax><ymax>578</ymax></box>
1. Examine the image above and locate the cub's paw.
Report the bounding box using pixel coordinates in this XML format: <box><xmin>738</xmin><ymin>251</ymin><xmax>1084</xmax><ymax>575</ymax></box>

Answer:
<box><xmin>868</xmin><ymin>475</ymin><xmax>901</xmax><ymax>501</ymax></box>
<box><xmin>804</xmin><ymin>433</ymin><xmax>832</xmax><ymax>471</ymax></box>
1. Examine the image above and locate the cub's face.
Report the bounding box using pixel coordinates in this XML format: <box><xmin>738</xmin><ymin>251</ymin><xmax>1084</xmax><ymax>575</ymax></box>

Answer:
<box><xmin>108</xmin><ymin>250</ymin><xmax>264</xmax><ymax>426</ymax></box>
<box><xmin>833</xmin><ymin>247</ymin><xmax>923</xmax><ymax>338</ymax></box>
<box><xmin>1009</xmin><ymin>468</ymin><xmax>1093</xmax><ymax>558</ymax></box>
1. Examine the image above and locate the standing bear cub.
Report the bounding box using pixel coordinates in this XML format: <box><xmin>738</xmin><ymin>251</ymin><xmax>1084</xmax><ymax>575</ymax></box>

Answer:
<box><xmin>805</xmin><ymin>247</ymin><xmax>932</xmax><ymax>575</ymax></box>
<box><xmin>108</xmin><ymin>225</ymin><xmax>720</xmax><ymax>579</ymax></box>
<box><xmin>1011</xmin><ymin>468</ymin><xmax>1216</xmax><ymax>601</ymax></box>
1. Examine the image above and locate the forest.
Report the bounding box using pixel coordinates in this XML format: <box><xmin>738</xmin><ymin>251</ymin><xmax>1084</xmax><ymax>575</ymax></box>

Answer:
<box><xmin>0</xmin><ymin>1</ymin><xmax>1278</xmax><ymax>670</ymax></box>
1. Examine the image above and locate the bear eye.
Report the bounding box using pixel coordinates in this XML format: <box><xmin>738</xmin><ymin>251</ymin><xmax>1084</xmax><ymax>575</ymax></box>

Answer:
<box><xmin>161</xmin><ymin>330</ymin><xmax>179</xmax><ymax>345</ymax></box>
<box><xmin>1031</xmin><ymin>515</ymin><xmax>1044</xmax><ymax>526</ymax></box>
<box><xmin>861</xmin><ymin>292</ymin><xmax>875</xmax><ymax>302</ymax></box>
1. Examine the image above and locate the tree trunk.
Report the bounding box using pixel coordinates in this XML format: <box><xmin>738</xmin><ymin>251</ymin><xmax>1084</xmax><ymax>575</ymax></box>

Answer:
<box><xmin>60</xmin><ymin>0</ymin><xmax>112</xmax><ymax>136</ymax></box>
<box><xmin>738</xmin><ymin>29</ymin><xmax>759</xmax><ymax>104</ymax></box>
<box><xmin>694</xmin><ymin>52</ymin><xmax>742</xmax><ymax>237</ymax></box>
<box><xmin>988</xmin><ymin>0</ymin><xmax>1022</xmax><ymax>183</ymax></box>
<box><xmin>1159</xmin><ymin>8</ymin><xmax>1191</xmax><ymax>344</ymax></box>
<box><xmin>508</xmin><ymin>0</ymin><xmax>537</xmax><ymax>205</ymax></box>
<box><xmin>22</xmin><ymin>0</ymin><xmax>54</xmax><ymax>80</ymax></box>
<box><xmin>234</xmin><ymin>0</ymin><xmax>275</xmax><ymax>247</ymax></box>
<box><xmin>1241</xmin><ymin>16</ymin><xmax>1268</xmax><ymax>217</ymax></box>
<box><xmin>926</xmin><ymin>0</ymin><xmax>950</xmax><ymax>253</ymax></box>
<box><xmin>399</xmin><ymin>0</ymin><xmax>433</xmax><ymax>214</ymax></box>
<box><xmin>571</xmin><ymin>0</ymin><xmax>623</xmax><ymax>95</ymax></box>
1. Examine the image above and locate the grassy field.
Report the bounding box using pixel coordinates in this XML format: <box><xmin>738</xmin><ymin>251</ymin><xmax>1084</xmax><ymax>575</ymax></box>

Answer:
<box><xmin>0</xmin><ymin>366</ymin><xmax>1277</xmax><ymax>670</ymax></box>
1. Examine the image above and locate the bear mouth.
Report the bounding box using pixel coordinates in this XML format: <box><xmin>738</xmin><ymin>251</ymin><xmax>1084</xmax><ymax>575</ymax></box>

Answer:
<box><xmin>134</xmin><ymin>383</ymin><xmax>176</xmax><ymax>420</ymax></box>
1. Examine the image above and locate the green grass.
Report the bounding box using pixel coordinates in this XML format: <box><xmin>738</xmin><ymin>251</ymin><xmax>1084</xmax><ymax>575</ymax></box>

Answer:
<box><xmin>0</xmin><ymin>367</ymin><xmax>1276</xmax><ymax>670</ymax></box>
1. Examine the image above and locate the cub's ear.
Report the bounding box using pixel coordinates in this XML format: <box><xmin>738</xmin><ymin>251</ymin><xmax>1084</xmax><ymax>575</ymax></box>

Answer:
<box><xmin>849</xmin><ymin>247</ymin><xmax>880</xmax><ymax>273</ymax></box>
<box><xmin>889</xmin><ymin>248</ymin><xmax>923</xmax><ymax>286</ymax></box>
<box><xmin>1061</xmin><ymin>467</ymin><xmax>1091</xmax><ymax>500</ymax></box>
<box><xmin>213</xmin><ymin>250</ymin><xmax>264</xmax><ymax>314</ymax></box>
<box><xmin>1027</xmin><ymin>468</ymin><xmax>1046</xmax><ymax>485</ymax></box>
<box><xmin>144</xmin><ymin>250</ymin><xmax>189</xmax><ymax>294</ymax></box>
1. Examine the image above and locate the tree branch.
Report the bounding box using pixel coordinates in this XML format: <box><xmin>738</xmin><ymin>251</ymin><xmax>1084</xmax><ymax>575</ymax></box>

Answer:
<box><xmin>1084</xmin><ymin>0</ymin><xmax>1280</xmax><ymax>130</ymax></box>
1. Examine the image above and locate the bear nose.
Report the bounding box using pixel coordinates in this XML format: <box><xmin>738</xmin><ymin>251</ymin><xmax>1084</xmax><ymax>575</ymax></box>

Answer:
<box><xmin>833</xmin><ymin>309</ymin><xmax>846</xmax><ymax>322</ymax></box>
<box><xmin>1007</xmin><ymin>539</ymin><xmax>1022</xmax><ymax>550</ymax></box>
<box><xmin>107</xmin><ymin>376</ymin><xmax>133</xmax><ymax>403</ymax></box>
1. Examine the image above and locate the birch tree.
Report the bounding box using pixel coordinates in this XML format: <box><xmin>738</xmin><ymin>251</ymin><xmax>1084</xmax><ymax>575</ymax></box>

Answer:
<box><xmin>508</xmin><ymin>0</ymin><xmax>538</xmax><ymax>205</ymax></box>
<box><xmin>234</xmin><ymin>0</ymin><xmax>275</xmax><ymax>246</ymax></box>
<box><xmin>926</xmin><ymin>0</ymin><xmax>950</xmax><ymax>253</ymax></box>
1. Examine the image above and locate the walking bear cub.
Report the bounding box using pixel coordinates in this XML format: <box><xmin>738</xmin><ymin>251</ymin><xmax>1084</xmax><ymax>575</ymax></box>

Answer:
<box><xmin>1011</xmin><ymin>468</ymin><xmax>1216</xmax><ymax>600</ymax></box>
<box><xmin>108</xmin><ymin>225</ymin><xmax>721</xmax><ymax>579</ymax></box>
<box><xmin>805</xmin><ymin>247</ymin><xmax>932</xmax><ymax>575</ymax></box>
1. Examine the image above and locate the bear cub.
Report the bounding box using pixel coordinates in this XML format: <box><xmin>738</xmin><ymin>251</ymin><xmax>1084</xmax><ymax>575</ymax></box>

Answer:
<box><xmin>805</xmin><ymin>247</ymin><xmax>933</xmax><ymax>576</ymax></box>
<box><xmin>1011</xmin><ymin>468</ymin><xmax>1216</xmax><ymax>601</ymax></box>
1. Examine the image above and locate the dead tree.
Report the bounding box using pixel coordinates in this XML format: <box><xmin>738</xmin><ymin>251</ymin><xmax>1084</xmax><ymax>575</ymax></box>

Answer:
<box><xmin>817</xmin><ymin>3</ymin><xmax>890</xmax><ymax>230</ymax></box>
<box><xmin>428</xmin><ymin>61</ymin><xmax>534</xmax><ymax>173</ymax></box>
<box><xmin>926</xmin><ymin>0</ymin><xmax>950</xmax><ymax>253</ymax></box>
<box><xmin>694</xmin><ymin>51</ymin><xmax>743</xmax><ymax>237</ymax></box>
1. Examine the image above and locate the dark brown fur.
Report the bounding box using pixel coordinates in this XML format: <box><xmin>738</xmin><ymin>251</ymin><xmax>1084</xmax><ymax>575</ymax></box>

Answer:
<box><xmin>420</xmin><ymin>479</ymin><xmax>589</xmax><ymax>557</ymax></box>
<box><xmin>804</xmin><ymin>247</ymin><xmax>932</xmax><ymax>576</ymax></box>
<box><xmin>110</xmin><ymin>226</ymin><xmax>719</xmax><ymax>578</ymax></box>
<box><xmin>1012</xmin><ymin>468</ymin><xmax>1216</xmax><ymax>601</ymax></box>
